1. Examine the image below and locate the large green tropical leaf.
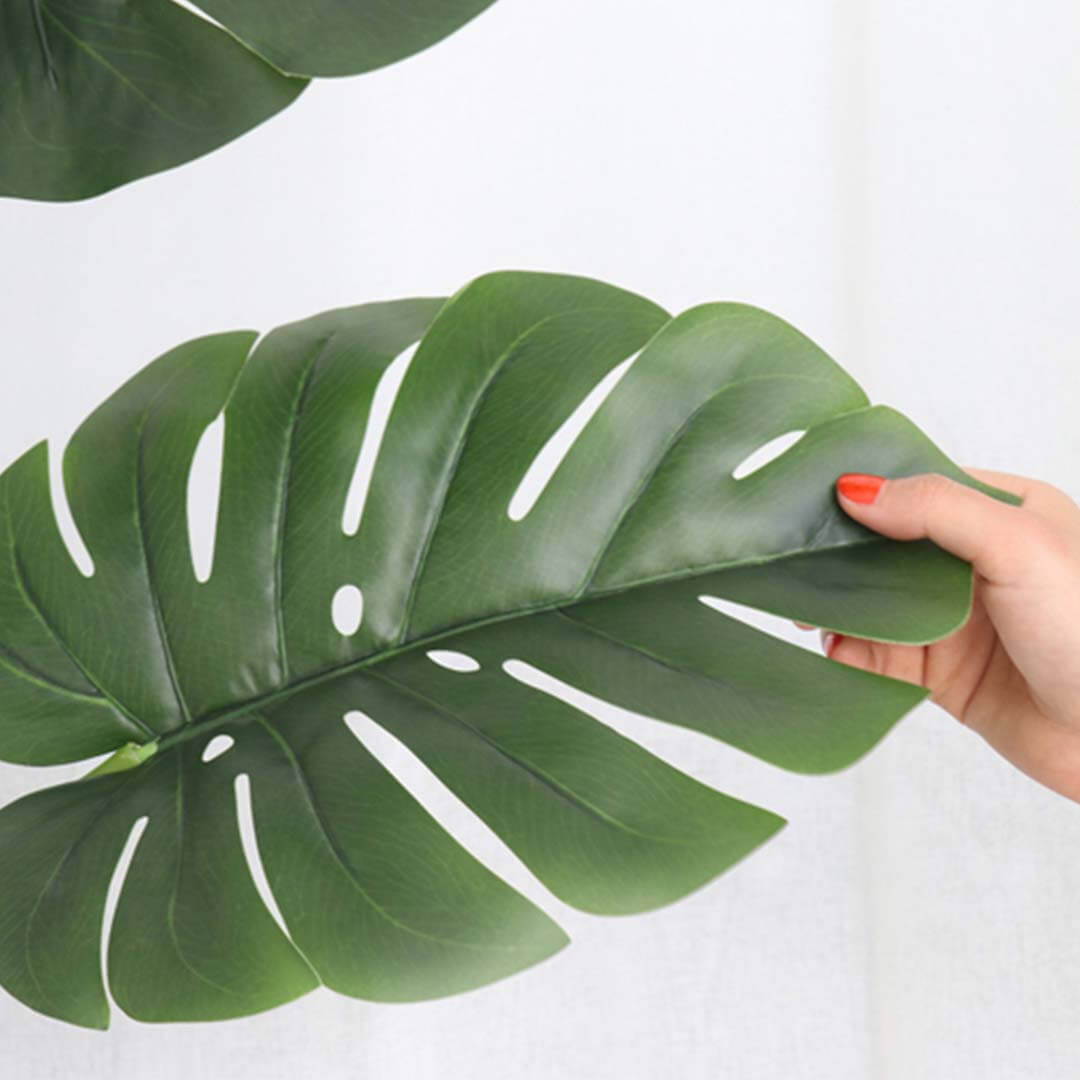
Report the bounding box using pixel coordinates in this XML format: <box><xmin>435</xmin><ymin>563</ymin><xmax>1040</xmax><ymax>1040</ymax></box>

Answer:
<box><xmin>1</xmin><ymin>0</ymin><xmax>498</xmax><ymax>201</ymax></box>
<box><xmin>0</xmin><ymin>271</ymin><xmax>1019</xmax><ymax>1029</ymax></box>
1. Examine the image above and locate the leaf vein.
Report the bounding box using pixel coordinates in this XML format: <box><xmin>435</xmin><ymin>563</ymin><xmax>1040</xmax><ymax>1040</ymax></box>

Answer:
<box><xmin>5</xmin><ymin>491</ymin><xmax>153</xmax><ymax>739</ymax></box>
<box><xmin>369</xmin><ymin>668</ymin><xmax>687</xmax><ymax>846</ymax></box>
<box><xmin>271</xmin><ymin>335</ymin><xmax>334</xmax><ymax>682</ymax></box>
<box><xmin>254</xmin><ymin>711</ymin><xmax>535</xmax><ymax>953</ymax></box>
<box><xmin>577</xmin><ymin>375</ymin><xmax>866</xmax><ymax>597</ymax></box>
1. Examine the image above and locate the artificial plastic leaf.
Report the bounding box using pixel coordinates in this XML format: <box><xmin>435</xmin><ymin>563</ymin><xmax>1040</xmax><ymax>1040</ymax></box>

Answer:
<box><xmin>192</xmin><ymin>0</ymin><xmax>500</xmax><ymax>78</ymax></box>
<box><xmin>0</xmin><ymin>271</ymin><xmax>1020</xmax><ymax>1028</ymax></box>
<box><xmin>1</xmin><ymin>0</ymin><xmax>498</xmax><ymax>201</ymax></box>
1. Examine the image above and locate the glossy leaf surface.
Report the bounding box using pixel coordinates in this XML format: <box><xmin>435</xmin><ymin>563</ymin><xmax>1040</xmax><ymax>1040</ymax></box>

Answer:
<box><xmin>1</xmin><ymin>0</ymin><xmax>497</xmax><ymax>201</ymax></box>
<box><xmin>0</xmin><ymin>272</ymin><xmax>1020</xmax><ymax>1028</ymax></box>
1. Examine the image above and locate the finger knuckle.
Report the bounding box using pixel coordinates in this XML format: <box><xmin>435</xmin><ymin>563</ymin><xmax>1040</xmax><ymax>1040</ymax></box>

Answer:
<box><xmin>904</xmin><ymin>472</ymin><xmax>954</xmax><ymax>509</ymax></box>
<box><xmin>1035</xmin><ymin>479</ymin><xmax>1080</xmax><ymax>515</ymax></box>
<box><xmin>1020</xmin><ymin>515</ymin><xmax>1071</xmax><ymax>567</ymax></box>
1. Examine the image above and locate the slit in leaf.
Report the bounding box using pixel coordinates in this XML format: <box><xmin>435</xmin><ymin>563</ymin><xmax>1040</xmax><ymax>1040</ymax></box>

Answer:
<box><xmin>48</xmin><ymin>438</ymin><xmax>94</xmax><ymax>577</ymax></box>
<box><xmin>698</xmin><ymin>594</ymin><xmax>805</xmax><ymax>643</ymax></box>
<box><xmin>427</xmin><ymin>650</ymin><xmax>480</xmax><ymax>673</ymax></box>
<box><xmin>233</xmin><ymin>773</ymin><xmax>294</xmax><ymax>943</ymax></box>
<box><xmin>508</xmin><ymin>352</ymin><xmax>640</xmax><ymax>522</ymax></box>
<box><xmin>342</xmin><ymin>710</ymin><xmax>557</xmax><ymax>910</ymax></box>
<box><xmin>101</xmin><ymin>815</ymin><xmax>150</xmax><ymax>1025</ymax></box>
<box><xmin>731</xmin><ymin>429</ymin><xmax>806</xmax><ymax>480</ymax></box>
<box><xmin>186</xmin><ymin>414</ymin><xmax>225</xmax><ymax>584</ymax></box>
<box><xmin>342</xmin><ymin>343</ymin><xmax>418</xmax><ymax>536</ymax></box>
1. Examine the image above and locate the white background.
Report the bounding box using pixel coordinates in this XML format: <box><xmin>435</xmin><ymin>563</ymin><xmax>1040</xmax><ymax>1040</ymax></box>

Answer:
<box><xmin>2</xmin><ymin>1</ymin><xmax>1080</xmax><ymax>1076</ymax></box>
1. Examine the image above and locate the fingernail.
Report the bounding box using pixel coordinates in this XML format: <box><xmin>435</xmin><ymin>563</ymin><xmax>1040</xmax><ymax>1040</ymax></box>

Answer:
<box><xmin>837</xmin><ymin>473</ymin><xmax>885</xmax><ymax>505</ymax></box>
<box><xmin>822</xmin><ymin>631</ymin><xmax>842</xmax><ymax>657</ymax></box>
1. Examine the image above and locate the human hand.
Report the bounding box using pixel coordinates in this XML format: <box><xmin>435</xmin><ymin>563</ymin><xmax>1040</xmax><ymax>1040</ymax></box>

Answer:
<box><xmin>797</xmin><ymin>470</ymin><xmax>1080</xmax><ymax>803</ymax></box>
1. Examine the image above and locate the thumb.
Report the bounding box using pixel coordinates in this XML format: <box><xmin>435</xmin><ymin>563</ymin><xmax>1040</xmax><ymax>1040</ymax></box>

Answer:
<box><xmin>835</xmin><ymin>472</ymin><xmax>1033</xmax><ymax>586</ymax></box>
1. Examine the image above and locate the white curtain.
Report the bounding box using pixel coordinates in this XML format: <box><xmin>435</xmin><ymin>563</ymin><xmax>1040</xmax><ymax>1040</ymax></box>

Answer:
<box><xmin>2</xmin><ymin>1</ymin><xmax>1078</xmax><ymax>1075</ymax></box>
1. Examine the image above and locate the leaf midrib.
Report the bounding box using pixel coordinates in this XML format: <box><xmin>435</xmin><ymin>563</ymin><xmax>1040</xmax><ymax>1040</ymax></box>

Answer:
<box><xmin>152</xmin><ymin>531</ymin><xmax>901</xmax><ymax>756</ymax></box>
<box><xmin>153</xmin><ymin>359</ymin><xmax>882</xmax><ymax>751</ymax></box>
<box><xmin>113</xmin><ymin>318</ymin><xmax>918</xmax><ymax>759</ymax></box>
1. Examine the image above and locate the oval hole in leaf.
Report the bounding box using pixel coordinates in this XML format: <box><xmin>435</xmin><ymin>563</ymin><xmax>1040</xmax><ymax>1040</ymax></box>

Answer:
<box><xmin>201</xmin><ymin>733</ymin><xmax>235</xmax><ymax>763</ymax></box>
<box><xmin>426</xmin><ymin>649</ymin><xmax>480</xmax><ymax>673</ymax></box>
<box><xmin>234</xmin><ymin>774</ymin><xmax>293</xmax><ymax>940</ymax></box>
<box><xmin>48</xmin><ymin>438</ymin><xmax>94</xmax><ymax>577</ymax></box>
<box><xmin>730</xmin><ymin>429</ymin><xmax>806</xmax><ymax>480</ymax></box>
<box><xmin>507</xmin><ymin>352</ymin><xmax>640</xmax><ymax>522</ymax></box>
<box><xmin>342</xmin><ymin>343</ymin><xmax>419</xmax><ymax>536</ymax></box>
<box><xmin>187</xmin><ymin>414</ymin><xmax>226</xmax><ymax>583</ymax></box>
<box><xmin>331</xmin><ymin>584</ymin><xmax>364</xmax><ymax>636</ymax></box>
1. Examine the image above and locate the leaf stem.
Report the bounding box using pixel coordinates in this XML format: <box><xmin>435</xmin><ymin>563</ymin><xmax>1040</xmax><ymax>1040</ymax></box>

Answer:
<box><xmin>83</xmin><ymin>739</ymin><xmax>158</xmax><ymax>778</ymax></box>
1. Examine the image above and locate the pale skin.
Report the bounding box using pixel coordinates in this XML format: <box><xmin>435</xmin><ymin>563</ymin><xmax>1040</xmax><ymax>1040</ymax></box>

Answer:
<box><xmin>799</xmin><ymin>469</ymin><xmax>1080</xmax><ymax>804</ymax></box>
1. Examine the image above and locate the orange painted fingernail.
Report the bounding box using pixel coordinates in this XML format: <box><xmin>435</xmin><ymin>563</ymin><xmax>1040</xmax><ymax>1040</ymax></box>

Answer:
<box><xmin>836</xmin><ymin>473</ymin><xmax>885</xmax><ymax>505</ymax></box>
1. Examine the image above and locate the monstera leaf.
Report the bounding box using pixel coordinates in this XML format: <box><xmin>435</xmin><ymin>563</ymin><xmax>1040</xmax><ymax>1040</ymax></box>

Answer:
<box><xmin>0</xmin><ymin>271</ymin><xmax>1018</xmax><ymax>1029</ymax></box>
<box><xmin>2</xmin><ymin>0</ymin><xmax>497</xmax><ymax>201</ymax></box>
